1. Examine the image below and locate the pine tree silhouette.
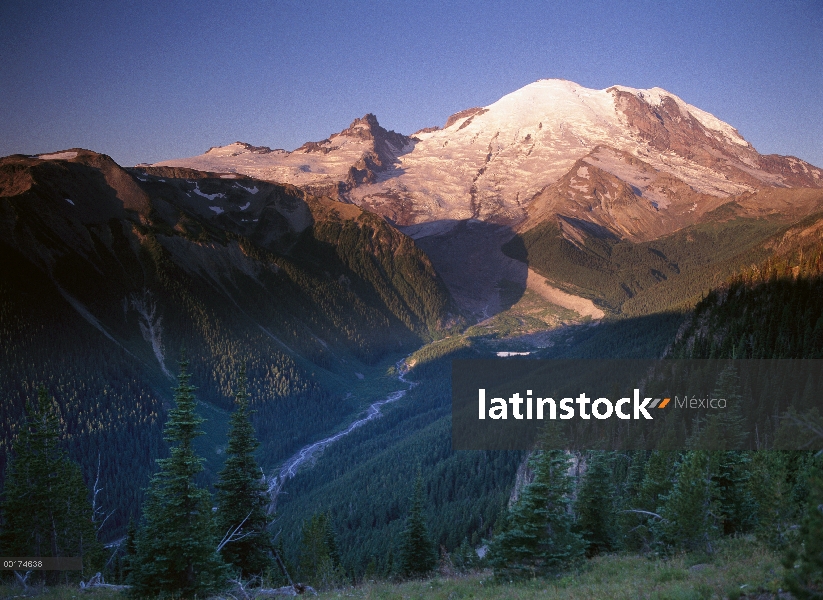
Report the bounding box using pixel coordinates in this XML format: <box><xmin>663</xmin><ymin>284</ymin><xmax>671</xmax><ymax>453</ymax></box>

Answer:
<box><xmin>130</xmin><ymin>358</ymin><xmax>228</xmax><ymax>597</ymax></box>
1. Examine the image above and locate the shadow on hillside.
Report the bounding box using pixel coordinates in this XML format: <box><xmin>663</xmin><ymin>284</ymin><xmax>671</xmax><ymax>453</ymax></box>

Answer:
<box><xmin>403</xmin><ymin>219</ymin><xmax>528</xmax><ymax>322</ymax></box>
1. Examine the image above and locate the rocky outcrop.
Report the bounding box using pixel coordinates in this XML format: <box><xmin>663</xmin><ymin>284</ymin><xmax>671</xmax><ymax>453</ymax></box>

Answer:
<box><xmin>444</xmin><ymin>107</ymin><xmax>488</xmax><ymax>128</ymax></box>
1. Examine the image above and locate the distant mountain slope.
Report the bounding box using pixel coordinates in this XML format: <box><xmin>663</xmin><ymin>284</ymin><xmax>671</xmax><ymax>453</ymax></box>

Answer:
<box><xmin>0</xmin><ymin>148</ymin><xmax>458</xmax><ymax>535</ymax></box>
<box><xmin>155</xmin><ymin>80</ymin><xmax>822</xmax><ymax>232</ymax></box>
<box><xmin>504</xmin><ymin>188</ymin><xmax>823</xmax><ymax>316</ymax></box>
<box><xmin>154</xmin><ymin>114</ymin><xmax>414</xmax><ymax>200</ymax></box>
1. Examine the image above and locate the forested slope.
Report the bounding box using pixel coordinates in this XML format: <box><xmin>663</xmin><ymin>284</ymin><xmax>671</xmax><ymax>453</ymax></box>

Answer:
<box><xmin>0</xmin><ymin>150</ymin><xmax>459</xmax><ymax>537</ymax></box>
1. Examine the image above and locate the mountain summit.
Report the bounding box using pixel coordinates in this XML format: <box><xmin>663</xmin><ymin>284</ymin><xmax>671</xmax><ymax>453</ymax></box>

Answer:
<box><xmin>156</xmin><ymin>79</ymin><xmax>822</xmax><ymax>238</ymax></box>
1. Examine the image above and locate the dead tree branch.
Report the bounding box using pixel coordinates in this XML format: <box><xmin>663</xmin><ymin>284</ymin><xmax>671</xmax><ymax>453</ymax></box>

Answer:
<box><xmin>621</xmin><ymin>509</ymin><xmax>666</xmax><ymax>520</ymax></box>
<box><xmin>79</xmin><ymin>572</ymin><xmax>131</xmax><ymax>591</ymax></box>
<box><xmin>13</xmin><ymin>570</ymin><xmax>31</xmax><ymax>589</ymax></box>
<box><xmin>217</xmin><ymin>511</ymin><xmax>254</xmax><ymax>553</ymax></box>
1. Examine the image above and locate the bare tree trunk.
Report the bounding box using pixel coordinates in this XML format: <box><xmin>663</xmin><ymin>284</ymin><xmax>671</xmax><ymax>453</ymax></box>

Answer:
<box><xmin>13</xmin><ymin>570</ymin><xmax>31</xmax><ymax>590</ymax></box>
<box><xmin>130</xmin><ymin>289</ymin><xmax>171</xmax><ymax>378</ymax></box>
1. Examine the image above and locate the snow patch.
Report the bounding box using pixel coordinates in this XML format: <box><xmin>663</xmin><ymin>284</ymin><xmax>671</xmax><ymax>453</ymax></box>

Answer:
<box><xmin>65</xmin><ymin>198</ymin><xmax>75</xmax><ymax>206</ymax></box>
<box><xmin>39</xmin><ymin>151</ymin><xmax>78</xmax><ymax>160</ymax></box>
<box><xmin>209</xmin><ymin>206</ymin><xmax>224</xmax><ymax>214</ymax></box>
<box><xmin>239</xmin><ymin>202</ymin><xmax>251</xmax><ymax>211</ymax></box>
<box><xmin>193</xmin><ymin>183</ymin><xmax>226</xmax><ymax>201</ymax></box>
<box><xmin>496</xmin><ymin>351</ymin><xmax>532</xmax><ymax>357</ymax></box>
<box><xmin>234</xmin><ymin>183</ymin><xmax>259</xmax><ymax>194</ymax></box>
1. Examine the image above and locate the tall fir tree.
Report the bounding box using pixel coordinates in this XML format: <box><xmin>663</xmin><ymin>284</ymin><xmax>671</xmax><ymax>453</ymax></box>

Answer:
<box><xmin>575</xmin><ymin>451</ymin><xmax>616</xmax><ymax>556</ymax></box>
<box><xmin>616</xmin><ymin>450</ymin><xmax>654</xmax><ymax>551</ymax></box>
<box><xmin>130</xmin><ymin>358</ymin><xmax>228</xmax><ymax>597</ymax></box>
<box><xmin>0</xmin><ymin>388</ymin><xmax>103</xmax><ymax>582</ymax></box>
<box><xmin>679</xmin><ymin>367</ymin><xmax>755</xmax><ymax>539</ymax></box>
<box><xmin>398</xmin><ymin>472</ymin><xmax>436</xmax><ymax>577</ymax></box>
<box><xmin>299</xmin><ymin>512</ymin><xmax>344</xmax><ymax>589</ymax></box>
<box><xmin>749</xmin><ymin>451</ymin><xmax>793</xmax><ymax>549</ymax></box>
<box><xmin>660</xmin><ymin>450</ymin><xmax>721</xmax><ymax>554</ymax></box>
<box><xmin>489</xmin><ymin>428</ymin><xmax>583</xmax><ymax>579</ymax></box>
<box><xmin>215</xmin><ymin>367</ymin><xmax>273</xmax><ymax>577</ymax></box>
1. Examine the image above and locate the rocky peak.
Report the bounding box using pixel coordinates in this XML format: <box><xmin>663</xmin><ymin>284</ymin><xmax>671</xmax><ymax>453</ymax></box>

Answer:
<box><xmin>338</xmin><ymin>114</ymin><xmax>411</xmax><ymax>152</ymax></box>
<box><xmin>340</xmin><ymin>113</ymin><xmax>382</xmax><ymax>139</ymax></box>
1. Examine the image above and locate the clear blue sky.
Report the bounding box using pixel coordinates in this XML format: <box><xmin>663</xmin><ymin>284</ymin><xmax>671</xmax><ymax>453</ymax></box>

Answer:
<box><xmin>1</xmin><ymin>0</ymin><xmax>821</xmax><ymax>168</ymax></box>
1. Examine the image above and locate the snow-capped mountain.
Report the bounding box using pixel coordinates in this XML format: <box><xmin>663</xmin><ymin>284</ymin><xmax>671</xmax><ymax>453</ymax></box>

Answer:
<box><xmin>157</xmin><ymin>79</ymin><xmax>822</xmax><ymax>242</ymax></box>
<box><xmin>156</xmin><ymin>114</ymin><xmax>413</xmax><ymax>200</ymax></box>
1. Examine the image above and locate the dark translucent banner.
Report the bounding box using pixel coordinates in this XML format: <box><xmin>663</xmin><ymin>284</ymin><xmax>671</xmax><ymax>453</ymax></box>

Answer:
<box><xmin>452</xmin><ymin>359</ymin><xmax>823</xmax><ymax>451</ymax></box>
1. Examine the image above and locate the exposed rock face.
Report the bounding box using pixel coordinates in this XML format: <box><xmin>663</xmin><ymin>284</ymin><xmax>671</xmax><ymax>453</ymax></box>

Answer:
<box><xmin>608</xmin><ymin>88</ymin><xmax>819</xmax><ymax>191</ymax></box>
<box><xmin>155</xmin><ymin>79</ymin><xmax>823</xmax><ymax>242</ymax></box>
<box><xmin>526</xmin><ymin>147</ymin><xmax>730</xmax><ymax>242</ymax></box>
<box><xmin>444</xmin><ymin>107</ymin><xmax>489</xmax><ymax>128</ymax></box>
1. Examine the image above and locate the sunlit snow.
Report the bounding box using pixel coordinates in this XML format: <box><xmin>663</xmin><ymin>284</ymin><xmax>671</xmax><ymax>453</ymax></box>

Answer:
<box><xmin>39</xmin><ymin>151</ymin><xmax>78</xmax><ymax>160</ymax></box>
<box><xmin>235</xmin><ymin>183</ymin><xmax>259</xmax><ymax>194</ymax></box>
<box><xmin>193</xmin><ymin>183</ymin><xmax>225</xmax><ymax>201</ymax></box>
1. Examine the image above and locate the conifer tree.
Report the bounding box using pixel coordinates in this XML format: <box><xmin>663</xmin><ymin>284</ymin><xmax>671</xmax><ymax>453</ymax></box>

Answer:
<box><xmin>0</xmin><ymin>388</ymin><xmax>102</xmax><ymax>582</ymax></box>
<box><xmin>452</xmin><ymin>537</ymin><xmax>477</xmax><ymax>573</ymax></box>
<box><xmin>384</xmin><ymin>545</ymin><xmax>394</xmax><ymax>578</ymax></box>
<box><xmin>749</xmin><ymin>451</ymin><xmax>793</xmax><ymax>549</ymax></box>
<box><xmin>783</xmin><ymin>458</ymin><xmax>823</xmax><ymax>598</ymax></box>
<box><xmin>130</xmin><ymin>358</ymin><xmax>227</xmax><ymax>597</ymax></box>
<box><xmin>399</xmin><ymin>472</ymin><xmax>436</xmax><ymax>577</ymax></box>
<box><xmin>119</xmin><ymin>518</ymin><xmax>137</xmax><ymax>582</ymax></box>
<box><xmin>575</xmin><ymin>451</ymin><xmax>616</xmax><ymax>556</ymax></box>
<box><xmin>660</xmin><ymin>451</ymin><xmax>720</xmax><ymax>553</ymax></box>
<box><xmin>684</xmin><ymin>368</ymin><xmax>755</xmax><ymax>536</ymax></box>
<box><xmin>323</xmin><ymin>511</ymin><xmax>342</xmax><ymax>569</ymax></box>
<box><xmin>299</xmin><ymin>512</ymin><xmax>343</xmax><ymax>588</ymax></box>
<box><xmin>489</xmin><ymin>429</ymin><xmax>583</xmax><ymax>579</ymax></box>
<box><xmin>617</xmin><ymin>450</ymin><xmax>654</xmax><ymax>551</ymax></box>
<box><xmin>215</xmin><ymin>367</ymin><xmax>273</xmax><ymax>577</ymax></box>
